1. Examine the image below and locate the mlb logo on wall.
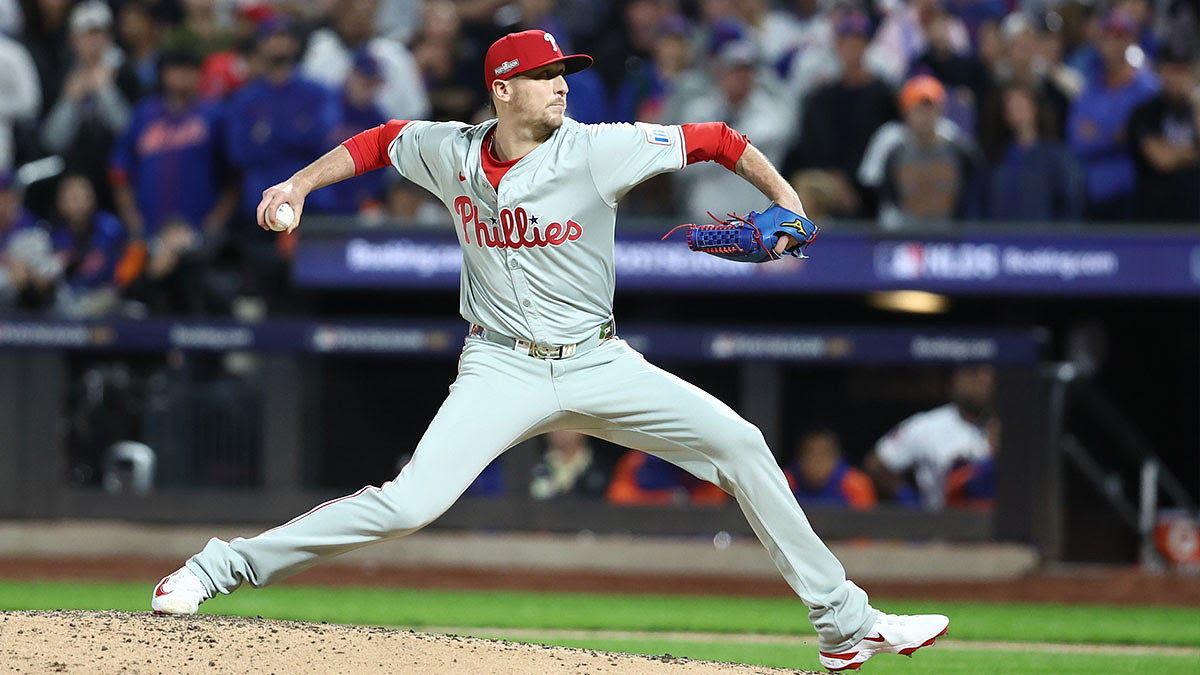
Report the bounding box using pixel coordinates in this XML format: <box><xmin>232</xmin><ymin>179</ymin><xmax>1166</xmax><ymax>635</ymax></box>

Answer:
<box><xmin>874</xmin><ymin>242</ymin><xmax>924</xmax><ymax>280</ymax></box>
<box><xmin>642</xmin><ymin>124</ymin><xmax>672</xmax><ymax>146</ymax></box>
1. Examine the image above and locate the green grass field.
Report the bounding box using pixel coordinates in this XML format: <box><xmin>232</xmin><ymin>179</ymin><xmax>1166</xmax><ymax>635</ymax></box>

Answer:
<box><xmin>3</xmin><ymin>579</ymin><xmax>1199</xmax><ymax>673</ymax></box>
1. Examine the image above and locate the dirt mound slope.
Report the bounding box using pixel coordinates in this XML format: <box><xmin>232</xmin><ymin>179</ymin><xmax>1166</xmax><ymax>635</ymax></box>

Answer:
<box><xmin>0</xmin><ymin>610</ymin><xmax>818</xmax><ymax>674</ymax></box>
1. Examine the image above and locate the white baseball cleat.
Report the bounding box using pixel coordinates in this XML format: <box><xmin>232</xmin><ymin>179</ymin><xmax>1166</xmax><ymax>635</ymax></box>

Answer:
<box><xmin>151</xmin><ymin>566</ymin><xmax>210</xmax><ymax>615</ymax></box>
<box><xmin>818</xmin><ymin>612</ymin><xmax>949</xmax><ymax>672</ymax></box>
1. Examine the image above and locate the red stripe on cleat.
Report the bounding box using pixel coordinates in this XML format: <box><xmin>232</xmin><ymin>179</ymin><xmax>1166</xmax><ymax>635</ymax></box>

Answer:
<box><xmin>819</xmin><ymin>650</ymin><xmax>860</xmax><ymax>660</ymax></box>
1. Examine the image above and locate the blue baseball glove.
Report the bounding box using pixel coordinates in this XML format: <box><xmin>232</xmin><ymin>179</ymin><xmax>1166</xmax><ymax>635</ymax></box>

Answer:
<box><xmin>662</xmin><ymin>204</ymin><xmax>820</xmax><ymax>263</ymax></box>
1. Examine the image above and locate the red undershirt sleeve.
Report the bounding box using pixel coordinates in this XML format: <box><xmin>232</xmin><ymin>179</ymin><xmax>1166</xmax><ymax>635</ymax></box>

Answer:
<box><xmin>681</xmin><ymin>122</ymin><xmax>749</xmax><ymax>172</ymax></box>
<box><xmin>341</xmin><ymin>120</ymin><xmax>411</xmax><ymax>175</ymax></box>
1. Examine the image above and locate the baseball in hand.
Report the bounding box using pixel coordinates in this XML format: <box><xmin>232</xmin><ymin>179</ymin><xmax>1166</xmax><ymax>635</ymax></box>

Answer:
<box><xmin>271</xmin><ymin>203</ymin><xmax>295</xmax><ymax>231</ymax></box>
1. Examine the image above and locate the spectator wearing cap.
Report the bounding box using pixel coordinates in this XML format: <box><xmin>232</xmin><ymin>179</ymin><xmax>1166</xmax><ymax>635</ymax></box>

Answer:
<box><xmin>858</xmin><ymin>75</ymin><xmax>984</xmax><ymax>230</ymax></box>
<box><xmin>735</xmin><ymin>0</ymin><xmax>807</xmax><ymax>71</ymax></box>
<box><xmin>783</xmin><ymin>11</ymin><xmax>898</xmax><ymax>219</ymax></box>
<box><xmin>110</xmin><ymin>47</ymin><xmax>234</xmax><ymax>241</ymax></box>
<box><xmin>588</xmin><ymin>0</ymin><xmax>673</xmax><ymax>95</ymax></box>
<box><xmin>323</xmin><ymin>50</ymin><xmax>388</xmax><ymax>215</ymax></box>
<box><xmin>871</xmin><ymin>0</ymin><xmax>972</xmax><ymax>86</ymax></box>
<box><xmin>908</xmin><ymin>1</ymin><xmax>992</xmax><ymax>134</ymax></box>
<box><xmin>613</xmin><ymin>14</ymin><xmax>693</xmax><ymax>123</ymax></box>
<box><xmin>986</xmin><ymin>84</ymin><xmax>1084</xmax><ymax>221</ymax></box>
<box><xmin>1066</xmin><ymin>9</ymin><xmax>1159</xmax><ymax>221</ymax></box>
<box><xmin>783</xmin><ymin>429</ymin><xmax>877</xmax><ymax>511</ymax></box>
<box><xmin>225</xmin><ymin>19</ymin><xmax>339</xmax><ymax>228</ymax></box>
<box><xmin>116</xmin><ymin>0</ymin><xmax>168</xmax><ymax>95</ymax></box>
<box><xmin>865</xmin><ymin>365</ymin><xmax>998</xmax><ymax>511</ymax></box>
<box><xmin>46</xmin><ymin>173</ymin><xmax>125</xmax><ymax>314</ymax></box>
<box><xmin>1127</xmin><ymin>44</ymin><xmax>1200</xmax><ymax>222</ymax></box>
<box><xmin>40</xmin><ymin>0</ymin><xmax>141</xmax><ymax>212</ymax></box>
<box><xmin>300</xmin><ymin>0</ymin><xmax>429</xmax><ymax>122</ymax></box>
<box><xmin>1</xmin><ymin>224</ymin><xmax>62</xmax><ymax>313</ymax></box>
<box><xmin>0</xmin><ymin>28</ymin><xmax>40</xmax><ymax>171</ymax></box>
<box><xmin>977</xmin><ymin>12</ymin><xmax>1074</xmax><ymax>163</ymax></box>
<box><xmin>20</xmin><ymin>0</ymin><xmax>73</xmax><ymax>118</ymax></box>
<box><xmin>670</xmin><ymin>40</ymin><xmax>794</xmax><ymax>217</ymax></box>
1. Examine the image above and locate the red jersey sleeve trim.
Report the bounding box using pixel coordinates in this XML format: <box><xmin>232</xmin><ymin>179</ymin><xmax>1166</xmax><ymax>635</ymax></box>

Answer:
<box><xmin>342</xmin><ymin>120</ymin><xmax>410</xmax><ymax>175</ymax></box>
<box><xmin>681</xmin><ymin>122</ymin><xmax>749</xmax><ymax>172</ymax></box>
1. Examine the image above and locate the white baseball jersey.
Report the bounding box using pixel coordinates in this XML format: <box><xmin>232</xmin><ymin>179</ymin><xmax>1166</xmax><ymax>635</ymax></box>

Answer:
<box><xmin>185</xmin><ymin>114</ymin><xmax>881</xmax><ymax>654</ymax></box>
<box><xmin>386</xmin><ymin>117</ymin><xmax>686</xmax><ymax>345</ymax></box>
<box><xmin>874</xmin><ymin>403</ymin><xmax>991</xmax><ymax>510</ymax></box>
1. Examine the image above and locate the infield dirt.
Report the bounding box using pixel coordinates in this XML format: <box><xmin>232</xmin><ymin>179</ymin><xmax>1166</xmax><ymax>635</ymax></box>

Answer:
<box><xmin>0</xmin><ymin>610</ymin><xmax>818</xmax><ymax>675</ymax></box>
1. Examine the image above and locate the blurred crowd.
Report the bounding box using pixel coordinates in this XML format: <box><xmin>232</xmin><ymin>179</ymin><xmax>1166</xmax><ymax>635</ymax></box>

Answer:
<box><xmin>454</xmin><ymin>364</ymin><xmax>999</xmax><ymax>512</ymax></box>
<box><xmin>1</xmin><ymin>0</ymin><xmax>1198</xmax><ymax>319</ymax></box>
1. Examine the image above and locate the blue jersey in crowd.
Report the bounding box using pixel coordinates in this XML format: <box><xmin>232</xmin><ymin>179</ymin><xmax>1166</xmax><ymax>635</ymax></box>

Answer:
<box><xmin>49</xmin><ymin>211</ymin><xmax>126</xmax><ymax>289</ymax></box>
<box><xmin>110</xmin><ymin>98</ymin><xmax>226</xmax><ymax>238</ymax></box>
<box><xmin>1067</xmin><ymin>68</ymin><xmax>1159</xmax><ymax>204</ymax></box>
<box><xmin>988</xmin><ymin>141</ymin><xmax>1084</xmax><ymax>220</ymax></box>
<box><xmin>225</xmin><ymin>74</ymin><xmax>339</xmax><ymax>215</ymax></box>
<box><xmin>323</xmin><ymin>94</ymin><xmax>388</xmax><ymax>214</ymax></box>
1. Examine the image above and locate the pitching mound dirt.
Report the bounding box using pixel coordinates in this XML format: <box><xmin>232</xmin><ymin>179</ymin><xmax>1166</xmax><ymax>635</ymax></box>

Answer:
<box><xmin>0</xmin><ymin>611</ymin><xmax>818</xmax><ymax>674</ymax></box>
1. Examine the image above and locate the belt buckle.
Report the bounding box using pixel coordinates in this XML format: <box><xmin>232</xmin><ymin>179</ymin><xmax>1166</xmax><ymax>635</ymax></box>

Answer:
<box><xmin>531</xmin><ymin>342</ymin><xmax>560</xmax><ymax>359</ymax></box>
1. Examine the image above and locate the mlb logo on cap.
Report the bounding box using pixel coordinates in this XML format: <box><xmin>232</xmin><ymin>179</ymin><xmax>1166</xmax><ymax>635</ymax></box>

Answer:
<box><xmin>484</xmin><ymin>30</ymin><xmax>593</xmax><ymax>88</ymax></box>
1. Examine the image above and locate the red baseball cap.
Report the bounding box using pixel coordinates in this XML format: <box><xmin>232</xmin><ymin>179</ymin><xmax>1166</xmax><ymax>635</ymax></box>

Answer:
<box><xmin>483</xmin><ymin>30</ymin><xmax>593</xmax><ymax>89</ymax></box>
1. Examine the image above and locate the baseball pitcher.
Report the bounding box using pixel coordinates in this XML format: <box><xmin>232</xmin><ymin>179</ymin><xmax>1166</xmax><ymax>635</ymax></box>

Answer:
<box><xmin>151</xmin><ymin>31</ymin><xmax>947</xmax><ymax>672</ymax></box>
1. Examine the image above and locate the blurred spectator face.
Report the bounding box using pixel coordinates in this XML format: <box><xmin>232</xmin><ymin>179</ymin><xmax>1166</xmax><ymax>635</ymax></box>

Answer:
<box><xmin>57</xmin><ymin>175</ymin><xmax>97</xmax><ymax>230</ymax></box>
<box><xmin>699</xmin><ymin>0</ymin><xmax>735</xmax><ymax>22</ymax></box>
<box><xmin>335</xmin><ymin>0</ymin><xmax>378</xmax><ymax>46</ymax></box>
<box><xmin>69</xmin><ymin>1</ymin><xmax>114</xmax><ymax>63</ymax></box>
<box><xmin>714</xmin><ymin>42</ymin><xmax>757</xmax><ymax>106</ymax></box>
<box><xmin>1158</xmin><ymin>60</ymin><xmax>1195</xmax><ymax>102</ymax></box>
<box><xmin>1002</xmin><ymin>86</ymin><xmax>1037</xmax><ymax>132</ymax></box>
<box><xmin>951</xmin><ymin>365</ymin><xmax>995</xmax><ymax>420</ymax></box>
<box><xmin>1001</xmin><ymin>14</ymin><xmax>1036</xmax><ymax>70</ymax></box>
<box><xmin>904</xmin><ymin>101</ymin><xmax>941</xmax><ymax>140</ymax></box>
<box><xmin>183</xmin><ymin>0</ymin><xmax>216</xmax><ymax>17</ymax></box>
<box><xmin>421</xmin><ymin>0</ymin><xmax>460</xmax><ymax>42</ymax></box>
<box><xmin>162</xmin><ymin>61</ymin><xmax>201</xmax><ymax>103</ymax></box>
<box><xmin>345</xmin><ymin>69</ymin><xmax>382</xmax><ymax>108</ymax></box>
<box><xmin>717</xmin><ymin>63</ymin><xmax>755</xmax><ymax>106</ymax></box>
<box><xmin>976</xmin><ymin>19</ymin><xmax>1002</xmax><ymax>69</ymax></box>
<box><xmin>654</xmin><ymin>18</ymin><xmax>692</xmax><ymax>74</ymax></box>
<box><xmin>927</xmin><ymin>10</ymin><xmax>956</xmax><ymax>54</ymax></box>
<box><xmin>386</xmin><ymin>181</ymin><xmax>426</xmax><ymax>220</ymax></box>
<box><xmin>256</xmin><ymin>30</ymin><xmax>300</xmax><ymax>79</ymax></box>
<box><xmin>834</xmin><ymin>12</ymin><xmax>871</xmax><ymax>71</ymax></box>
<box><xmin>796</xmin><ymin>431</ymin><xmax>841</xmax><ymax>490</ymax></box>
<box><xmin>1116</xmin><ymin>0</ymin><xmax>1150</xmax><ymax>27</ymax></box>
<box><xmin>626</xmin><ymin>0</ymin><xmax>670</xmax><ymax>51</ymax></box>
<box><xmin>655</xmin><ymin>35</ymin><xmax>690</xmax><ymax>74</ymax></box>
<box><xmin>118</xmin><ymin>3</ymin><xmax>159</xmax><ymax>51</ymax></box>
<box><xmin>736</xmin><ymin>0</ymin><xmax>768</xmax><ymax>22</ymax></box>
<box><xmin>37</xmin><ymin>0</ymin><xmax>72</xmax><ymax>26</ymax></box>
<box><xmin>519</xmin><ymin>0</ymin><xmax>555</xmax><ymax>21</ymax></box>
<box><xmin>835</xmin><ymin>33</ymin><xmax>867</xmax><ymax>71</ymax></box>
<box><xmin>1098</xmin><ymin>13</ymin><xmax>1136</xmax><ymax>71</ymax></box>
<box><xmin>900</xmin><ymin>76</ymin><xmax>946</xmax><ymax>140</ymax></box>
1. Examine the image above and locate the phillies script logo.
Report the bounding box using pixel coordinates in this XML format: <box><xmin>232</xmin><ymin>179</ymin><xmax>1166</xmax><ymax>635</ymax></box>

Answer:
<box><xmin>455</xmin><ymin>196</ymin><xmax>582</xmax><ymax>249</ymax></box>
